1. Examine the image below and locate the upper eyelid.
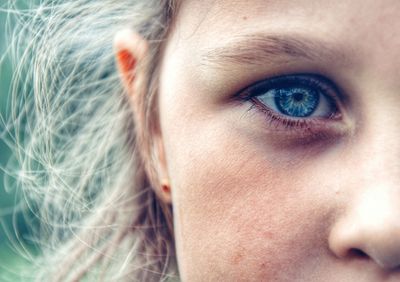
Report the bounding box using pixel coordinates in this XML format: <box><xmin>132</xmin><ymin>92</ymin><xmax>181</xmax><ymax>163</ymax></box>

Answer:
<box><xmin>238</xmin><ymin>74</ymin><xmax>340</xmax><ymax>101</ymax></box>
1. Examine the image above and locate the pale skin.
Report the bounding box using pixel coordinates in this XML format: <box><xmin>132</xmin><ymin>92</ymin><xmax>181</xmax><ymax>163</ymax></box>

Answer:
<box><xmin>115</xmin><ymin>1</ymin><xmax>400</xmax><ymax>281</ymax></box>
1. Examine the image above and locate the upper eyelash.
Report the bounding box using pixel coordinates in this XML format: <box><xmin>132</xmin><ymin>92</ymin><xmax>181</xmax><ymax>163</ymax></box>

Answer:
<box><xmin>239</xmin><ymin>74</ymin><xmax>338</xmax><ymax>102</ymax></box>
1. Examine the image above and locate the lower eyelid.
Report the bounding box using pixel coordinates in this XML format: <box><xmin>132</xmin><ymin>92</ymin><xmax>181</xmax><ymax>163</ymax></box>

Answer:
<box><xmin>249</xmin><ymin>98</ymin><xmax>343</xmax><ymax>133</ymax></box>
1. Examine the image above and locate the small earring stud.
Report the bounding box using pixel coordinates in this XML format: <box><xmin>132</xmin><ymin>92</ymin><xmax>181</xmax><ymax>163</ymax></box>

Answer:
<box><xmin>161</xmin><ymin>179</ymin><xmax>171</xmax><ymax>194</ymax></box>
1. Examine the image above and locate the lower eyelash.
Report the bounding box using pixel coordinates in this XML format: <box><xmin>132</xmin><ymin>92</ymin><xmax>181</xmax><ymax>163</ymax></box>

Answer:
<box><xmin>249</xmin><ymin>98</ymin><xmax>340</xmax><ymax>133</ymax></box>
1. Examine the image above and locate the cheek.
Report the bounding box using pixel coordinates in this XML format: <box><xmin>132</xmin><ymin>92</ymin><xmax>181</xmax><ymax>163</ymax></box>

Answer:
<box><xmin>162</xmin><ymin>111</ymin><xmax>333</xmax><ymax>280</ymax></box>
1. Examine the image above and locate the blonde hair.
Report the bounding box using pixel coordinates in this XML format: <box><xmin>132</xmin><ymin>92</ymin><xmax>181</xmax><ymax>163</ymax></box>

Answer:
<box><xmin>5</xmin><ymin>0</ymin><xmax>180</xmax><ymax>281</ymax></box>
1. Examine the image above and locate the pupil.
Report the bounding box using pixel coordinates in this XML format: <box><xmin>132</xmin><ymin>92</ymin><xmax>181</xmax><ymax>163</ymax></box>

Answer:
<box><xmin>293</xmin><ymin>92</ymin><xmax>304</xmax><ymax>102</ymax></box>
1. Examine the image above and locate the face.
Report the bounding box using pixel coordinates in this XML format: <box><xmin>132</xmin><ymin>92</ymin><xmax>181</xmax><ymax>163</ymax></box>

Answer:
<box><xmin>158</xmin><ymin>1</ymin><xmax>400</xmax><ymax>281</ymax></box>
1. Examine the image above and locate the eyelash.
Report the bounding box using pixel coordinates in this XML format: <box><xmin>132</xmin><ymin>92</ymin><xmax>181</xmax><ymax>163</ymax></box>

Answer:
<box><xmin>238</xmin><ymin>74</ymin><xmax>342</xmax><ymax>132</ymax></box>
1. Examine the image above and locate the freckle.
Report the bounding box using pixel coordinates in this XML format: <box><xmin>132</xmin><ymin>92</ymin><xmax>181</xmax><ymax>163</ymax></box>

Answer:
<box><xmin>232</xmin><ymin>252</ymin><xmax>243</xmax><ymax>265</ymax></box>
<box><xmin>263</xmin><ymin>231</ymin><xmax>275</xmax><ymax>239</ymax></box>
<box><xmin>232</xmin><ymin>245</ymin><xmax>245</xmax><ymax>265</ymax></box>
<box><xmin>242</xmin><ymin>16</ymin><xmax>248</xmax><ymax>20</ymax></box>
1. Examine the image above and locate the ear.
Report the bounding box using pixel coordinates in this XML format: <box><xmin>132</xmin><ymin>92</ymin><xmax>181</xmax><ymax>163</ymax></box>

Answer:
<box><xmin>114</xmin><ymin>29</ymin><xmax>172</xmax><ymax>204</ymax></box>
<box><xmin>114</xmin><ymin>29</ymin><xmax>148</xmax><ymax>96</ymax></box>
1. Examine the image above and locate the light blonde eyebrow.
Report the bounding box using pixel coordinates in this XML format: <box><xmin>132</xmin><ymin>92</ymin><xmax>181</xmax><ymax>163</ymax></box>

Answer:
<box><xmin>201</xmin><ymin>33</ymin><xmax>346</xmax><ymax>67</ymax></box>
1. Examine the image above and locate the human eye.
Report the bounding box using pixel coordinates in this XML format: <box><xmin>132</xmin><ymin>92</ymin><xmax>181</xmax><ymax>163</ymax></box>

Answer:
<box><xmin>238</xmin><ymin>74</ymin><xmax>343</xmax><ymax>135</ymax></box>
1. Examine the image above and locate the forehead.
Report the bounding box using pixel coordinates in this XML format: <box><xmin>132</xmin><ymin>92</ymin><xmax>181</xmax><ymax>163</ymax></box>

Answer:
<box><xmin>178</xmin><ymin>0</ymin><xmax>399</xmax><ymax>20</ymax></box>
<box><xmin>165</xmin><ymin>0</ymin><xmax>400</xmax><ymax>85</ymax></box>
<box><xmin>172</xmin><ymin>0</ymin><xmax>400</xmax><ymax>53</ymax></box>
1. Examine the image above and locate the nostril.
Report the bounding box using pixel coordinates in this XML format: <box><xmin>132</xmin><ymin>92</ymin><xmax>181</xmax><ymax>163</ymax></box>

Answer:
<box><xmin>348</xmin><ymin>248</ymin><xmax>369</xmax><ymax>259</ymax></box>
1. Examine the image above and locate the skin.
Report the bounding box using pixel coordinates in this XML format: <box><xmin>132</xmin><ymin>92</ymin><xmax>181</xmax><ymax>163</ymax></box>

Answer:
<box><xmin>116</xmin><ymin>0</ymin><xmax>400</xmax><ymax>281</ymax></box>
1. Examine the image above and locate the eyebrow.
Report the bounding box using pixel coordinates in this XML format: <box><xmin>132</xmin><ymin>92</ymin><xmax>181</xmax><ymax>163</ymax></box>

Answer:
<box><xmin>201</xmin><ymin>33</ymin><xmax>346</xmax><ymax>68</ymax></box>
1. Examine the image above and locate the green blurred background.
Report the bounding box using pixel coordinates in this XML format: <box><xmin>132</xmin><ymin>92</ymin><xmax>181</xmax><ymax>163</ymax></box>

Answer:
<box><xmin>0</xmin><ymin>6</ymin><xmax>35</xmax><ymax>281</ymax></box>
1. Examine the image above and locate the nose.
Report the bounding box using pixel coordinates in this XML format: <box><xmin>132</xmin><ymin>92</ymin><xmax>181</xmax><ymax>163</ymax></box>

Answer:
<box><xmin>329</xmin><ymin>187</ymin><xmax>400</xmax><ymax>270</ymax></box>
<box><xmin>328</xmin><ymin>100</ymin><xmax>400</xmax><ymax>270</ymax></box>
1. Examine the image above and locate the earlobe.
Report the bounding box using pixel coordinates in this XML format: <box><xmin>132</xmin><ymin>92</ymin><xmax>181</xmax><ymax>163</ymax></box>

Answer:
<box><xmin>113</xmin><ymin>29</ymin><xmax>148</xmax><ymax>95</ymax></box>
<box><xmin>156</xmin><ymin>137</ymin><xmax>173</xmax><ymax>204</ymax></box>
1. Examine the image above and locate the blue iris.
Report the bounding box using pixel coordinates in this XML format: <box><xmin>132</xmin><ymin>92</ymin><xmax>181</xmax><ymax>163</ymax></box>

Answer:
<box><xmin>274</xmin><ymin>87</ymin><xmax>319</xmax><ymax>117</ymax></box>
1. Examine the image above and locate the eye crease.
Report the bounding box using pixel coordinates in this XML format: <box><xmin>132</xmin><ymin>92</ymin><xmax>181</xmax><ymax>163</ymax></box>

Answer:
<box><xmin>239</xmin><ymin>74</ymin><xmax>342</xmax><ymax>131</ymax></box>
